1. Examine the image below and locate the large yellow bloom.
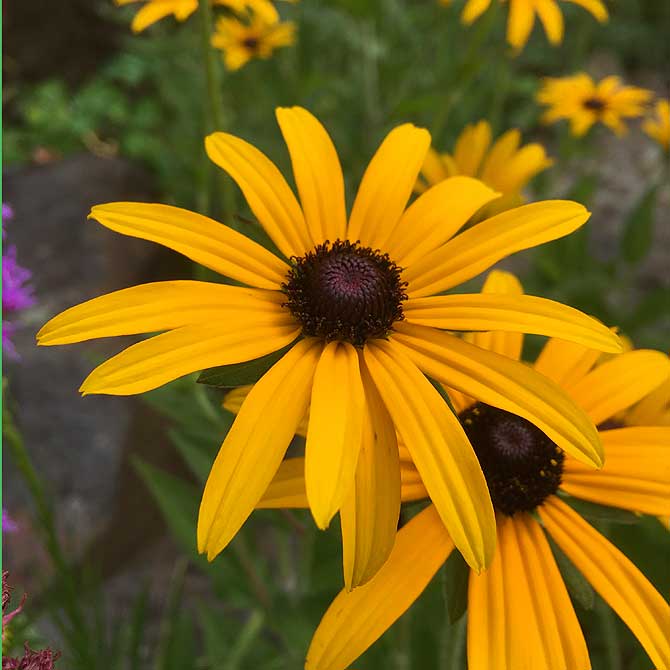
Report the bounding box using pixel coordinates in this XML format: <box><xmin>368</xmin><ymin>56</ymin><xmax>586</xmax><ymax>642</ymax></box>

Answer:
<box><xmin>416</xmin><ymin>120</ymin><xmax>552</xmax><ymax>216</ymax></box>
<box><xmin>211</xmin><ymin>13</ymin><xmax>295</xmax><ymax>70</ymax></box>
<box><xmin>444</xmin><ymin>0</ymin><xmax>608</xmax><ymax>51</ymax></box>
<box><xmin>305</xmin><ymin>270</ymin><xmax>670</xmax><ymax>670</ymax></box>
<box><xmin>538</xmin><ymin>73</ymin><xmax>653</xmax><ymax>137</ymax></box>
<box><xmin>643</xmin><ymin>99</ymin><xmax>670</xmax><ymax>152</ymax></box>
<box><xmin>38</xmin><ymin>108</ymin><xmax>620</xmax><ymax>579</ymax></box>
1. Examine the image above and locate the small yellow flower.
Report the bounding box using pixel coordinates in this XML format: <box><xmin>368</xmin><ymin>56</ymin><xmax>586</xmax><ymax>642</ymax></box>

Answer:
<box><xmin>304</xmin><ymin>271</ymin><xmax>670</xmax><ymax>670</ymax></box>
<box><xmin>538</xmin><ymin>72</ymin><xmax>653</xmax><ymax>137</ymax></box>
<box><xmin>643</xmin><ymin>99</ymin><xmax>670</xmax><ymax>152</ymax></box>
<box><xmin>416</xmin><ymin>120</ymin><xmax>552</xmax><ymax>216</ymax></box>
<box><xmin>211</xmin><ymin>13</ymin><xmax>295</xmax><ymax>70</ymax></box>
<box><xmin>444</xmin><ymin>0</ymin><xmax>608</xmax><ymax>51</ymax></box>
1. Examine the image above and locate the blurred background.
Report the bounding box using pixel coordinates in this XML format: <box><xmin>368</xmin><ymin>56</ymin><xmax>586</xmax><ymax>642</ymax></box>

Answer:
<box><xmin>2</xmin><ymin>0</ymin><xmax>669</xmax><ymax>668</ymax></box>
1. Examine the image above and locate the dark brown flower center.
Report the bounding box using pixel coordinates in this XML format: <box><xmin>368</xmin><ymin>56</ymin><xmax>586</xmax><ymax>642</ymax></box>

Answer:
<box><xmin>243</xmin><ymin>37</ymin><xmax>259</xmax><ymax>50</ymax></box>
<box><xmin>459</xmin><ymin>402</ymin><xmax>564</xmax><ymax>516</ymax></box>
<box><xmin>282</xmin><ymin>240</ymin><xmax>407</xmax><ymax>346</ymax></box>
<box><xmin>583</xmin><ymin>97</ymin><xmax>606</xmax><ymax>111</ymax></box>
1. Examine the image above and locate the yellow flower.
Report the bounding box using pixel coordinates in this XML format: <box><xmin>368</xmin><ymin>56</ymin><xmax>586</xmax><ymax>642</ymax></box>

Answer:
<box><xmin>538</xmin><ymin>72</ymin><xmax>653</xmax><ymax>137</ymax></box>
<box><xmin>416</xmin><ymin>120</ymin><xmax>552</xmax><ymax>216</ymax></box>
<box><xmin>211</xmin><ymin>13</ymin><xmax>295</xmax><ymax>70</ymax></box>
<box><xmin>305</xmin><ymin>270</ymin><xmax>670</xmax><ymax>670</ymax></box>
<box><xmin>38</xmin><ymin>108</ymin><xmax>621</xmax><ymax>580</ymax></box>
<box><xmin>643</xmin><ymin>99</ymin><xmax>670</xmax><ymax>152</ymax></box>
<box><xmin>115</xmin><ymin>0</ymin><xmax>284</xmax><ymax>33</ymax></box>
<box><xmin>446</xmin><ymin>0</ymin><xmax>608</xmax><ymax>51</ymax></box>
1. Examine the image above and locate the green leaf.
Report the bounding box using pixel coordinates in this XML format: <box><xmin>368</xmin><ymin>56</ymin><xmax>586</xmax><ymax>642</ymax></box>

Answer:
<box><xmin>441</xmin><ymin>550</ymin><xmax>469</xmax><ymax>623</ymax></box>
<box><xmin>562</xmin><ymin>496</ymin><xmax>639</xmax><ymax>525</ymax></box>
<box><xmin>132</xmin><ymin>458</ymin><xmax>200</xmax><ymax>556</ymax></box>
<box><xmin>196</xmin><ymin>343</ymin><xmax>295</xmax><ymax>388</ymax></box>
<box><xmin>621</xmin><ymin>185</ymin><xmax>657</xmax><ymax>265</ymax></box>
<box><xmin>547</xmin><ymin>536</ymin><xmax>594</xmax><ymax>611</ymax></box>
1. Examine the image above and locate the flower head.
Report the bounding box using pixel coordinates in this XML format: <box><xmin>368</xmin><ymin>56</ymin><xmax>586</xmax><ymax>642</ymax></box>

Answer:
<box><xmin>38</xmin><ymin>107</ymin><xmax>621</xmax><ymax>581</ymax></box>
<box><xmin>416</xmin><ymin>120</ymin><xmax>552</xmax><ymax>216</ymax></box>
<box><xmin>538</xmin><ymin>73</ymin><xmax>653</xmax><ymax>137</ymax></box>
<box><xmin>450</xmin><ymin>0</ymin><xmax>608</xmax><ymax>51</ymax></box>
<box><xmin>211</xmin><ymin>12</ymin><xmax>295</xmax><ymax>70</ymax></box>
<box><xmin>305</xmin><ymin>270</ymin><xmax>670</xmax><ymax>670</ymax></box>
<box><xmin>643</xmin><ymin>98</ymin><xmax>670</xmax><ymax>152</ymax></box>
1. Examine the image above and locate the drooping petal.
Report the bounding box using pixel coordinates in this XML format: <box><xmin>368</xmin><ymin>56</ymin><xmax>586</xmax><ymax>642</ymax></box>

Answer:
<box><xmin>561</xmin><ymin>427</ymin><xmax>670</xmax><ymax>517</ymax></box>
<box><xmin>205</xmin><ymin>132</ymin><xmax>312</xmax><ymax>258</ymax></box>
<box><xmin>306</xmin><ymin>504</ymin><xmax>453</xmax><ymax>670</ymax></box>
<box><xmin>391</xmin><ymin>322</ymin><xmax>603</xmax><ymax>467</ymax></box>
<box><xmin>37</xmin><ymin>281</ymin><xmax>287</xmax><ymax>345</ymax></box>
<box><xmin>539</xmin><ymin>496</ymin><xmax>670</xmax><ymax>670</ymax></box>
<box><xmin>403</xmin><ymin>201</ymin><xmax>590</xmax><ymax>298</ymax></box>
<box><xmin>384</xmin><ymin>177</ymin><xmax>500</xmax><ymax>266</ymax></box>
<box><xmin>256</xmin><ymin>458</ymin><xmax>308</xmax><ymax>508</ymax></box>
<box><xmin>364</xmin><ymin>339</ymin><xmax>495</xmax><ymax>572</ymax></box>
<box><xmin>340</xmin><ymin>363</ymin><xmax>400</xmax><ymax>589</ymax></box>
<box><xmin>566</xmin><ymin>350</ymin><xmax>670</xmax><ymax>426</ymax></box>
<box><xmin>130</xmin><ymin>0</ymin><xmax>196</xmax><ymax>32</ymax></box>
<box><xmin>89</xmin><ymin>202</ymin><xmax>288</xmax><ymax>289</ymax></box>
<box><xmin>461</xmin><ymin>0</ymin><xmax>493</xmax><ymax>24</ymax></box>
<box><xmin>79</xmin><ymin>322</ymin><xmax>301</xmax><ymax>396</ymax></box>
<box><xmin>534</xmin><ymin>0</ymin><xmax>564</xmax><ymax>44</ymax></box>
<box><xmin>347</xmin><ymin>124</ymin><xmax>431</xmax><ymax>250</ymax></box>
<box><xmin>198</xmin><ymin>339</ymin><xmax>321</xmax><ymax>560</ymax></box>
<box><xmin>305</xmin><ymin>342</ymin><xmax>365</xmax><ymax>530</ymax></box>
<box><xmin>453</xmin><ymin>121</ymin><xmax>492</xmax><ymax>177</ymax></box>
<box><xmin>533</xmin><ymin>337</ymin><xmax>601</xmax><ymax>388</ymax></box>
<box><xmin>506</xmin><ymin>0</ymin><xmax>537</xmax><ymax>49</ymax></box>
<box><xmin>275</xmin><ymin>107</ymin><xmax>347</xmax><ymax>245</ymax></box>
<box><xmin>403</xmin><ymin>293</ymin><xmax>621</xmax><ymax>353</ymax></box>
<box><xmin>468</xmin><ymin>514</ymin><xmax>589</xmax><ymax>670</ymax></box>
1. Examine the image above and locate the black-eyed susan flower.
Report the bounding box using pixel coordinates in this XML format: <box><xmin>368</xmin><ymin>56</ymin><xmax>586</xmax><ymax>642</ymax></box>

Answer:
<box><xmin>442</xmin><ymin>0</ymin><xmax>608</xmax><ymax>51</ymax></box>
<box><xmin>538</xmin><ymin>73</ymin><xmax>653</xmax><ymax>137</ymax></box>
<box><xmin>643</xmin><ymin>99</ymin><xmax>670</xmax><ymax>152</ymax></box>
<box><xmin>211</xmin><ymin>12</ymin><xmax>295</xmax><ymax>70</ymax></box>
<box><xmin>305</xmin><ymin>270</ymin><xmax>670</xmax><ymax>670</ymax></box>
<box><xmin>416</xmin><ymin>120</ymin><xmax>552</xmax><ymax>216</ymax></box>
<box><xmin>38</xmin><ymin>108</ymin><xmax>621</xmax><ymax>579</ymax></box>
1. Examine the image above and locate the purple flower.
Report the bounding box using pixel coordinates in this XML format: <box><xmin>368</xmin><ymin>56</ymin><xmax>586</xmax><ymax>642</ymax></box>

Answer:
<box><xmin>2</xmin><ymin>509</ymin><xmax>18</xmax><ymax>534</ymax></box>
<box><xmin>2</xmin><ymin>644</ymin><xmax>60</xmax><ymax>670</ymax></box>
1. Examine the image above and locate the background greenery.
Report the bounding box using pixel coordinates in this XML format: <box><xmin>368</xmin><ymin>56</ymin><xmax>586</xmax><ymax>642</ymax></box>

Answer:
<box><xmin>3</xmin><ymin>0</ymin><xmax>669</xmax><ymax>667</ymax></box>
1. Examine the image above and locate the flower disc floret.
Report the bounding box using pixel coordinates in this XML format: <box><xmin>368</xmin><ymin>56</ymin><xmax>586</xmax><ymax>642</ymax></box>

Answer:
<box><xmin>282</xmin><ymin>240</ymin><xmax>407</xmax><ymax>346</ymax></box>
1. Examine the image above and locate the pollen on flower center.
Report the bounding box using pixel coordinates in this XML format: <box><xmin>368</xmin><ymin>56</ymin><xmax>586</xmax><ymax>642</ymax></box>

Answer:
<box><xmin>282</xmin><ymin>240</ymin><xmax>407</xmax><ymax>346</ymax></box>
<box><xmin>583</xmin><ymin>97</ymin><xmax>606</xmax><ymax>111</ymax></box>
<box><xmin>459</xmin><ymin>402</ymin><xmax>564</xmax><ymax>516</ymax></box>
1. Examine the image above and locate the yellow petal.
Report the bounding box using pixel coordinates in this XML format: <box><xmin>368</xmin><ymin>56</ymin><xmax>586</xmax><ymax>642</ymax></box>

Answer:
<box><xmin>341</xmin><ymin>364</ymin><xmax>400</xmax><ymax>589</ymax></box>
<box><xmin>453</xmin><ymin>121</ymin><xmax>492</xmax><ymax>177</ymax></box>
<box><xmin>539</xmin><ymin>496</ymin><xmax>670</xmax><ymax>669</ymax></box>
<box><xmin>479</xmin><ymin>129</ymin><xmax>522</xmax><ymax>187</ymax></box>
<box><xmin>305</xmin><ymin>342</ymin><xmax>365</xmax><ymax>529</ymax></box>
<box><xmin>506</xmin><ymin>0</ymin><xmax>536</xmax><ymax>50</ymax></box>
<box><xmin>461</xmin><ymin>0</ymin><xmax>492</xmax><ymax>24</ymax></box>
<box><xmin>533</xmin><ymin>337</ymin><xmax>601</xmax><ymax>388</ymax></box>
<box><xmin>418</xmin><ymin>146</ymin><xmax>451</xmax><ymax>187</ymax></box>
<box><xmin>404</xmin><ymin>293</ymin><xmax>621</xmax><ymax>353</ymax></box>
<box><xmin>130</xmin><ymin>0</ymin><xmax>196</xmax><ymax>32</ymax></box>
<box><xmin>392</xmin><ymin>322</ymin><xmax>603</xmax><ymax>468</ymax></box>
<box><xmin>625</xmin><ymin>377</ymin><xmax>670</xmax><ymax>426</ymax></box>
<box><xmin>79</xmin><ymin>322</ymin><xmax>301</xmax><ymax>396</ymax></box>
<box><xmin>256</xmin><ymin>458</ymin><xmax>308</xmax><ymax>508</ymax></box>
<box><xmin>205</xmin><ymin>132</ymin><xmax>312</xmax><ymax>258</ymax></box>
<box><xmin>37</xmin><ymin>281</ymin><xmax>286</xmax><ymax>345</ymax></box>
<box><xmin>534</xmin><ymin>0</ymin><xmax>564</xmax><ymax>44</ymax></box>
<box><xmin>364</xmin><ymin>339</ymin><xmax>495</xmax><ymax>572</ymax></box>
<box><xmin>198</xmin><ymin>339</ymin><xmax>321</xmax><ymax>560</ymax></box>
<box><xmin>466</xmin><ymin>270</ymin><xmax>524</xmax><ymax>361</ymax></box>
<box><xmin>275</xmin><ymin>107</ymin><xmax>347</xmax><ymax>246</ymax></box>
<box><xmin>306</xmin><ymin>504</ymin><xmax>453</xmax><ymax>670</ymax></box>
<box><xmin>347</xmin><ymin>124</ymin><xmax>431</xmax><ymax>250</ymax></box>
<box><xmin>469</xmin><ymin>513</ymin><xmax>590</xmax><ymax>670</ymax></box>
<box><xmin>404</xmin><ymin>201</ymin><xmax>590</xmax><ymax>298</ymax></box>
<box><xmin>562</xmin><ymin>427</ymin><xmax>670</xmax><ymax>516</ymax></box>
<box><xmin>89</xmin><ymin>202</ymin><xmax>288</xmax><ymax>289</ymax></box>
<box><xmin>384</xmin><ymin>176</ymin><xmax>500</xmax><ymax>267</ymax></box>
<box><xmin>400</xmin><ymin>460</ymin><xmax>428</xmax><ymax>501</ymax></box>
<box><xmin>567</xmin><ymin>350</ymin><xmax>670</xmax><ymax>426</ymax></box>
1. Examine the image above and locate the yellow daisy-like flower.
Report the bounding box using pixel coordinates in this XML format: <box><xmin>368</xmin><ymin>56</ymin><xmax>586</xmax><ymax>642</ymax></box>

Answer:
<box><xmin>443</xmin><ymin>0</ymin><xmax>608</xmax><ymax>51</ymax></box>
<box><xmin>643</xmin><ymin>99</ymin><xmax>670</xmax><ymax>152</ymax></box>
<box><xmin>38</xmin><ymin>108</ymin><xmax>621</xmax><ymax>579</ymax></box>
<box><xmin>115</xmin><ymin>0</ymin><xmax>282</xmax><ymax>33</ymax></box>
<box><xmin>416</xmin><ymin>120</ymin><xmax>552</xmax><ymax>216</ymax></box>
<box><xmin>538</xmin><ymin>73</ymin><xmax>653</xmax><ymax>137</ymax></box>
<box><xmin>305</xmin><ymin>270</ymin><xmax>670</xmax><ymax>670</ymax></box>
<box><xmin>211</xmin><ymin>12</ymin><xmax>295</xmax><ymax>70</ymax></box>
